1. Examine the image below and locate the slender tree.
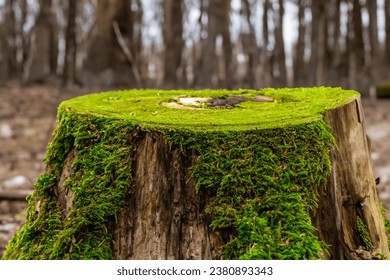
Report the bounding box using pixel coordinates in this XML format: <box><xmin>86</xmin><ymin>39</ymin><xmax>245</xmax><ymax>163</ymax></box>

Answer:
<box><xmin>367</xmin><ymin>0</ymin><xmax>379</xmax><ymax>84</ymax></box>
<box><xmin>241</xmin><ymin>0</ymin><xmax>258</xmax><ymax>88</ymax></box>
<box><xmin>274</xmin><ymin>0</ymin><xmax>287</xmax><ymax>86</ymax></box>
<box><xmin>162</xmin><ymin>0</ymin><xmax>184</xmax><ymax>88</ymax></box>
<box><xmin>82</xmin><ymin>0</ymin><xmax>142</xmax><ymax>86</ymax></box>
<box><xmin>197</xmin><ymin>0</ymin><xmax>232</xmax><ymax>88</ymax></box>
<box><xmin>386</xmin><ymin>0</ymin><xmax>390</xmax><ymax>68</ymax></box>
<box><xmin>62</xmin><ymin>0</ymin><xmax>77</xmax><ymax>87</ymax></box>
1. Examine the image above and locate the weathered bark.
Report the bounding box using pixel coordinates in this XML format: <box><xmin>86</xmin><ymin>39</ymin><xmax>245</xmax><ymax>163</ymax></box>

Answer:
<box><xmin>113</xmin><ymin>133</ymin><xmax>225</xmax><ymax>259</ymax></box>
<box><xmin>347</xmin><ymin>0</ymin><xmax>365</xmax><ymax>91</ymax></box>
<box><xmin>5</xmin><ymin>88</ymin><xmax>389</xmax><ymax>260</ymax></box>
<box><xmin>313</xmin><ymin>97</ymin><xmax>390</xmax><ymax>259</ymax></box>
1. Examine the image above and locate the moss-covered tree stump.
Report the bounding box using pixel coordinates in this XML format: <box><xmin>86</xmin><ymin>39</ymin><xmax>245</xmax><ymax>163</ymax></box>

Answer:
<box><xmin>3</xmin><ymin>87</ymin><xmax>390</xmax><ymax>260</ymax></box>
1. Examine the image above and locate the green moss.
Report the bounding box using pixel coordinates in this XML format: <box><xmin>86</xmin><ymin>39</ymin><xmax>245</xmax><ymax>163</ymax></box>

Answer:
<box><xmin>164</xmin><ymin>120</ymin><xmax>333</xmax><ymax>259</ymax></box>
<box><xmin>357</xmin><ymin>216</ymin><xmax>372</xmax><ymax>250</ymax></box>
<box><xmin>3</xmin><ymin>87</ymin><xmax>358</xmax><ymax>259</ymax></box>
<box><xmin>3</xmin><ymin>111</ymin><xmax>134</xmax><ymax>259</ymax></box>
<box><xmin>60</xmin><ymin>87</ymin><xmax>358</xmax><ymax>131</ymax></box>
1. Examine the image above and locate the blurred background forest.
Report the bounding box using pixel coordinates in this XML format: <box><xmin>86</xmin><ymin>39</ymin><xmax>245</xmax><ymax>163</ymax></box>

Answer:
<box><xmin>2</xmin><ymin>0</ymin><xmax>390</xmax><ymax>256</ymax></box>
<box><xmin>0</xmin><ymin>0</ymin><xmax>390</xmax><ymax>93</ymax></box>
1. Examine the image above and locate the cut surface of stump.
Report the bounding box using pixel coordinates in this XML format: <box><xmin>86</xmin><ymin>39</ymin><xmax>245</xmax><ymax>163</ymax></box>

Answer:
<box><xmin>3</xmin><ymin>87</ymin><xmax>390</xmax><ymax>260</ymax></box>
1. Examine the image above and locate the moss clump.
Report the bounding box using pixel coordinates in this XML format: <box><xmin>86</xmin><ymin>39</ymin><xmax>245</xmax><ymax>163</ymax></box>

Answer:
<box><xmin>3</xmin><ymin>111</ymin><xmax>134</xmax><ymax>259</ymax></box>
<box><xmin>357</xmin><ymin>216</ymin><xmax>372</xmax><ymax>250</ymax></box>
<box><xmin>60</xmin><ymin>87</ymin><xmax>358</xmax><ymax>131</ymax></box>
<box><xmin>164</xmin><ymin>120</ymin><xmax>334</xmax><ymax>259</ymax></box>
<box><xmin>3</xmin><ymin>87</ymin><xmax>358</xmax><ymax>259</ymax></box>
<box><xmin>376</xmin><ymin>83</ymin><xmax>390</xmax><ymax>98</ymax></box>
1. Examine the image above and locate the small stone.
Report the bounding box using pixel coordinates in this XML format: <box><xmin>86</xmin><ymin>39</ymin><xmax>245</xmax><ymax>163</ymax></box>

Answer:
<box><xmin>3</xmin><ymin>176</ymin><xmax>29</xmax><ymax>189</ymax></box>
<box><xmin>0</xmin><ymin>123</ymin><xmax>13</xmax><ymax>138</ymax></box>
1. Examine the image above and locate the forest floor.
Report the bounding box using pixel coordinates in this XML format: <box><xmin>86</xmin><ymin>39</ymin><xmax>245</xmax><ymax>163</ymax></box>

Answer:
<box><xmin>0</xmin><ymin>83</ymin><xmax>390</xmax><ymax>257</ymax></box>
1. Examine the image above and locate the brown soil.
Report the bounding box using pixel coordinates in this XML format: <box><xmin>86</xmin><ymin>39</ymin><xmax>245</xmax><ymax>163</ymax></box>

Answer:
<box><xmin>0</xmin><ymin>84</ymin><xmax>389</xmax><ymax>257</ymax></box>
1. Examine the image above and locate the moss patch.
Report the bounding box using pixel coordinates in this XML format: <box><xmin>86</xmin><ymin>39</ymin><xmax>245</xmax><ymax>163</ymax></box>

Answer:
<box><xmin>3</xmin><ymin>112</ymin><xmax>134</xmax><ymax>259</ymax></box>
<box><xmin>357</xmin><ymin>216</ymin><xmax>372</xmax><ymax>250</ymax></box>
<box><xmin>60</xmin><ymin>87</ymin><xmax>358</xmax><ymax>131</ymax></box>
<box><xmin>3</xmin><ymin>87</ymin><xmax>358</xmax><ymax>259</ymax></box>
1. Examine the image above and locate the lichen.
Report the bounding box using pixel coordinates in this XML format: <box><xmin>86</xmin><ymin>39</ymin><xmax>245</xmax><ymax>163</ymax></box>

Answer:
<box><xmin>3</xmin><ymin>87</ymin><xmax>359</xmax><ymax>259</ymax></box>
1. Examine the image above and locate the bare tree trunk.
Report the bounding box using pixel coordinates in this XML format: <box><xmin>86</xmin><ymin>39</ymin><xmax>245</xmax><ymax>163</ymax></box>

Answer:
<box><xmin>196</xmin><ymin>0</ymin><xmax>232</xmax><ymax>88</ymax></box>
<box><xmin>310</xmin><ymin>0</ymin><xmax>326</xmax><ymax>86</ymax></box>
<box><xmin>220</xmin><ymin>0</ymin><xmax>233</xmax><ymax>89</ymax></box>
<box><xmin>241</xmin><ymin>0</ymin><xmax>258</xmax><ymax>88</ymax></box>
<box><xmin>22</xmin><ymin>0</ymin><xmax>58</xmax><ymax>84</ymax></box>
<box><xmin>347</xmin><ymin>0</ymin><xmax>365</xmax><ymax>91</ymax></box>
<box><xmin>162</xmin><ymin>0</ymin><xmax>184</xmax><ymax>88</ymax></box>
<box><xmin>293</xmin><ymin>0</ymin><xmax>306</xmax><ymax>86</ymax></box>
<box><xmin>5</xmin><ymin>88</ymin><xmax>389</xmax><ymax>260</ymax></box>
<box><xmin>82</xmin><ymin>0</ymin><xmax>141</xmax><ymax>87</ymax></box>
<box><xmin>274</xmin><ymin>0</ymin><xmax>287</xmax><ymax>86</ymax></box>
<box><xmin>311</xmin><ymin>97</ymin><xmax>390</xmax><ymax>259</ymax></box>
<box><xmin>62</xmin><ymin>0</ymin><xmax>77</xmax><ymax>87</ymax></box>
<box><xmin>0</xmin><ymin>24</ymin><xmax>9</xmax><ymax>81</ymax></box>
<box><xmin>1</xmin><ymin>0</ymin><xmax>20</xmax><ymax>80</ymax></box>
<box><xmin>328</xmin><ymin>0</ymin><xmax>342</xmax><ymax>86</ymax></box>
<box><xmin>386</xmin><ymin>0</ymin><xmax>390</xmax><ymax>68</ymax></box>
<box><xmin>367</xmin><ymin>0</ymin><xmax>379</xmax><ymax>84</ymax></box>
<box><xmin>261</xmin><ymin>0</ymin><xmax>271</xmax><ymax>86</ymax></box>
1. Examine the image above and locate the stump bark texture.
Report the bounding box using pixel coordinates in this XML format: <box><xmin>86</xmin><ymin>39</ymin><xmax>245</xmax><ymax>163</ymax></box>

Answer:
<box><xmin>3</xmin><ymin>88</ymin><xmax>389</xmax><ymax>260</ymax></box>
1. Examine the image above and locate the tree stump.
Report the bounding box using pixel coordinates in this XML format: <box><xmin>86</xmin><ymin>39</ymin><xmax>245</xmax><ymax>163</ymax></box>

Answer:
<box><xmin>3</xmin><ymin>87</ymin><xmax>390</xmax><ymax>260</ymax></box>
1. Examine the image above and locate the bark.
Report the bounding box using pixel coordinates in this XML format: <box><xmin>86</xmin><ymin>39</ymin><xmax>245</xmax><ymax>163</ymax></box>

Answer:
<box><xmin>313</xmin><ymin>97</ymin><xmax>390</xmax><ymax>259</ymax></box>
<box><xmin>162</xmin><ymin>0</ymin><xmax>184</xmax><ymax>88</ymax></box>
<box><xmin>113</xmin><ymin>133</ymin><xmax>225</xmax><ymax>259</ymax></box>
<box><xmin>261</xmin><ymin>0</ymin><xmax>271</xmax><ymax>86</ymax></box>
<box><xmin>328</xmin><ymin>0</ymin><xmax>343</xmax><ymax>86</ymax></box>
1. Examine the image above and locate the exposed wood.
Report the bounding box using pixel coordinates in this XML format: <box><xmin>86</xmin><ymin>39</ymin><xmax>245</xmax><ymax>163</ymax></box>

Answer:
<box><xmin>113</xmin><ymin>133</ymin><xmax>225</xmax><ymax>259</ymax></box>
<box><xmin>312</xmin><ymin>97</ymin><xmax>390</xmax><ymax>259</ymax></box>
